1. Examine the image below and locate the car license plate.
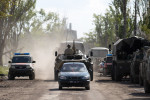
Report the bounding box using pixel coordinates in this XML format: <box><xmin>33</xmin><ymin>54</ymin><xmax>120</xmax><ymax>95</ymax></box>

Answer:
<box><xmin>70</xmin><ymin>81</ymin><xmax>79</xmax><ymax>83</ymax></box>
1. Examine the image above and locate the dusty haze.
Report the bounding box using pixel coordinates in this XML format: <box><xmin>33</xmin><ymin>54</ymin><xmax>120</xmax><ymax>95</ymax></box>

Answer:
<box><xmin>19</xmin><ymin>34</ymin><xmax>66</xmax><ymax>80</ymax></box>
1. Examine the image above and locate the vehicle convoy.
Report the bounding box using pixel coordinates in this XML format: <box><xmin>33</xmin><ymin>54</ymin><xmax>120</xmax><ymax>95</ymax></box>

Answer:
<box><xmin>130</xmin><ymin>50</ymin><xmax>143</xmax><ymax>83</ymax></box>
<box><xmin>58</xmin><ymin>62</ymin><xmax>90</xmax><ymax>90</ymax></box>
<box><xmin>111</xmin><ymin>37</ymin><xmax>150</xmax><ymax>81</ymax></box>
<box><xmin>54</xmin><ymin>41</ymin><xmax>93</xmax><ymax>81</ymax></box>
<box><xmin>8</xmin><ymin>53</ymin><xmax>36</xmax><ymax>80</ymax></box>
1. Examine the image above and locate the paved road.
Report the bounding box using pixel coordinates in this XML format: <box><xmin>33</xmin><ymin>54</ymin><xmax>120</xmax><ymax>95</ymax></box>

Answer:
<box><xmin>0</xmin><ymin>73</ymin><xmax>150</xmax><ymax>100</ymax></box>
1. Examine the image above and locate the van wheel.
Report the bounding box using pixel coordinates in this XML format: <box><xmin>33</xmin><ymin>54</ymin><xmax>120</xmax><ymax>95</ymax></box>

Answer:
<box><xmin>8</xmin><ymin>73</ymin><xmax>15</xmax><ymax>80</ymax></box>
<box><xmin>29</xmin><ymin>73</ymin><xmax>35</xmax><ymax>80</ymax></box>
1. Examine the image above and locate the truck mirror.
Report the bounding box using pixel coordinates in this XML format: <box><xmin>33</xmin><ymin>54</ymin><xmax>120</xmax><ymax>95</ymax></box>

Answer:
<box><xmin>55</xmin><ymin>51</ymin><xmax>57</xmax><ymax>56</ymax></box>
<box><xmin>87</xmin><ymin>55</ymin><xmax>89</xmax><ymax>58</ymax></box>
<box><xmin>109</xmin><ymin>44</ymin><xmax>111</xmax><ymax>51</ymax></box>
<box><xmin>90</xmin><ymin>51</ymin><xmax>93</xmax><ymax>56</ymax></box>
<box><xmin>8</xmin><ymin>61</ymin><xmax>11</xmax><ymax>63</ymax></box>
<box><xmin>32</xmin><ymin>61</ymin><xmax>36</xmax><ymax>63</ymax></box>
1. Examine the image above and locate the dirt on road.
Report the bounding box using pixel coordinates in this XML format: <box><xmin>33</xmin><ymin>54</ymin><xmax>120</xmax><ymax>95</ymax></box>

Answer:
<box><xmin>0</xmin><ymin>73</ymin><xmax>150</xmax><ymax>100</ymax></box>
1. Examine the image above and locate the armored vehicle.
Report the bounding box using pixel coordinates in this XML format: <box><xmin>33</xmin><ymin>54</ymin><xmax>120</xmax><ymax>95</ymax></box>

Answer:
<box><xmin>139</xmin><ymin>47</ymin><xmax>150</xmax><ymax>93</ymax></box>
<box><xmin>111</xmin><ymin>37</ymin><xmax>149</xmax><ymax>81</ymax></box>
<box><xmin>54</xmin><ymin>41</ymin><xmax>93</xmax><ymax>81</ymax></box>
<box><xmin>8</xmin><ymin>53</ymin><xmax>36</xmax><ymax>80</ymax></box>
<box><xmin>130</xmin><ymin>50</ymin><xmax>143</xmax><ymax>83</ymax></box>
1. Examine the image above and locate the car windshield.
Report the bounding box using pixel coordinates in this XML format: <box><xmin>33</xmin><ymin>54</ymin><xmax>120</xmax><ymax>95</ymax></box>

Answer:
<box><xmin>61</xmin><ymin>63</ymin><xmax>87</xmax><ymax>72</ymax></box>
<box><xmin>12</xmin><ymin>56</ymin><xmax>31</xmax><ymax>63</ymax></box>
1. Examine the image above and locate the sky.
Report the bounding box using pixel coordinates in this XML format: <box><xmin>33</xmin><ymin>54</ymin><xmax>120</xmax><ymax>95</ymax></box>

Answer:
<box><xmin>36</xmin><ymin>0</ymin><xmax>113</xmax><ymax>38</ymax></box>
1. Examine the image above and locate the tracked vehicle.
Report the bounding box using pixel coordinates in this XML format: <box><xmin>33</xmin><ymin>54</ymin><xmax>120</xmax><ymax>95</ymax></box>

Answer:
<box><xmin>54</xmin><ymin>41</ymin><xmax>93</xmax><ymax>81</ymax></box>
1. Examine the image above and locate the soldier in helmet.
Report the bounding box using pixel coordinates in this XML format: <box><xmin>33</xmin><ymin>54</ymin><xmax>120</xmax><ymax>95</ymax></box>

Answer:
<box><xmin>64</xmin><ymin>44</ymin><xmax>74</xmax><ymax>55</ymax></box>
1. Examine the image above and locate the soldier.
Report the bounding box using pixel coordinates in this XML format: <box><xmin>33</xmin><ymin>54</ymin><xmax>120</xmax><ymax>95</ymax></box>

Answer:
<box><xmin>64</xmin><ymin>44</ymin><xmax>74</xmax><ymax>55</ymax></box>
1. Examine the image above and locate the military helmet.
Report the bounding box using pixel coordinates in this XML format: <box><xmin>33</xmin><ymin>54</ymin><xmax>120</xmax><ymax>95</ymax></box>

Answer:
<box><xmin>67</xmin><ymin>44</ymin><xmax>71</xmax><ymax>48</ymax></box>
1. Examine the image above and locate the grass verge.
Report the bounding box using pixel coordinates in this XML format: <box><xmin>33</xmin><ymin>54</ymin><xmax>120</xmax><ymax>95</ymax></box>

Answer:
<box><xmin>0</xmin><ymin>66</ymin><xmax>9</xmax><ymax>75</ymax></box>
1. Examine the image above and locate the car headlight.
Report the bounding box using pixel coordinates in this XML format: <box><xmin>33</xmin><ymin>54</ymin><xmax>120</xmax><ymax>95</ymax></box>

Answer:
<box><xmin>82</xmin><ymin>75</ymin><xmax>90</xmax><ymax>80</ymax></box>
<box><xmin>11</xmin><ymin>66</ymin><xmax>15</xmax><ymax>68</ymax></box>
<box><xmin>59</xmin><ymin>76</ymin><xmax>67</xmax><ymax>80</ymax></box>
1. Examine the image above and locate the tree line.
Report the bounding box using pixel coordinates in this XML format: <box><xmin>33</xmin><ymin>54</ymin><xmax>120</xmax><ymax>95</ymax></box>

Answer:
<box><xmin>0</xmin><ymin>0</ymin><xmax>66</xmax><ymax>66</ymax></box>
<box><xmin>81</xmin><ymin>0</ymin><xmax>150</xmax><ymax>48</ymax></box>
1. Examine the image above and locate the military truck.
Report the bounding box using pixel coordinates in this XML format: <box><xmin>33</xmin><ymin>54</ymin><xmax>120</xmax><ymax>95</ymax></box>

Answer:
<box><xmin>111</xmin><ymin>37</ymin><xmax>149</xmax><ymax>81</ymax></box>
<box><xmin>130</xmin><ymin>50</ymin><xmax>143</xmax><ymax>83</ymax></box>
<box><xmin>139</xmin><ymin>47</ymin><xmax>150</xmax><ymax>93</ymax></box>
<box><xmin>54</xmin><ymin>41</ymin><xmax>93</xmax><ymax>81</ymax></box>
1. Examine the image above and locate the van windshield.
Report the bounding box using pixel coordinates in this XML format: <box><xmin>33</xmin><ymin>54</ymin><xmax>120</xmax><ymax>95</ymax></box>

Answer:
<box><xmin>12</xmin><ymin>56</ymin><xmax>31</xmax><ymax>63</ymax></box>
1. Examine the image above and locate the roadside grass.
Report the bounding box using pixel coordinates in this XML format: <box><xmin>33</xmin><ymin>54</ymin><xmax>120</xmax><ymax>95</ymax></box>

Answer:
<box><xmin>0</xmin><ymin>66</ymin><xmax>9</xmax><ymax>75</ymax></box>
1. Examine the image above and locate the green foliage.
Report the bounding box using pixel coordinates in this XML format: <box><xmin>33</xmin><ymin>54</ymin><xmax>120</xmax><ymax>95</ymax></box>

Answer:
<box><xmin>0</xmin><ymin>66</ymin><xmax>8</xmax><ymax>75</ymax></box>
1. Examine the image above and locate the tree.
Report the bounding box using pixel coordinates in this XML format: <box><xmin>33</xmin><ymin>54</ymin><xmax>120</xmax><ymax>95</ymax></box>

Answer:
<box><xmin>0</xmin><ymin>0</ymin><xmax>36</xmax><ymax>65</ymax></box>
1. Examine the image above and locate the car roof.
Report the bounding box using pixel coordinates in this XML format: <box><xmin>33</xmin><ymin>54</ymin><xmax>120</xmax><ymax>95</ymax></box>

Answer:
<box><xmin>91</xmin><ymin>47</ymin><xmax>109</xmax><ymax>50</ymax></box>
<box><xmin>63</xmin><ymin>62</ymin><xmax>85</xmax><ymax>65</ymax></box>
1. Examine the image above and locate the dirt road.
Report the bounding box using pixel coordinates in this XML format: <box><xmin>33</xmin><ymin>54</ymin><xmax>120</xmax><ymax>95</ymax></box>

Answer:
<box><xmin>0</xmin><ymin>73</ymin><xmax>150</xmax><ymax>100</ymax></box>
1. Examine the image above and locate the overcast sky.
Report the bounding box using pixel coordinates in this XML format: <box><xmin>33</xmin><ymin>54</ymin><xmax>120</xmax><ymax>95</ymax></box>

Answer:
<box><xmin>36</xmin><ymin>0</ymin><xmax>113</xmax><ymax>38</ymax></box>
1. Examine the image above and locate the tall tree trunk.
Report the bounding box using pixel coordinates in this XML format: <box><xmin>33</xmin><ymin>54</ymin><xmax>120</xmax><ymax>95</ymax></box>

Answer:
<box><xmin>123</xmin><ymin>0</ymin><xmax>127</xmax><ymax>38</ymax></box>
<box><xmin>134</xmin><ymin>0</ymin><xmax>137</xmax><ymax>36</ymax></box>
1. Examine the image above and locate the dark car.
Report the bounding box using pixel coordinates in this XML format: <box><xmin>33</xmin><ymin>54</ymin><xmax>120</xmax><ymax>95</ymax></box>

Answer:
<box><xmin>8</xmin><ymin>53</ymin><xmax>36</xmax><ymax>80</ymax></box>
<box><xmin>58</xmin><ymin>62</ymin><xmax>90</xmax><ymax>90</ymax></box>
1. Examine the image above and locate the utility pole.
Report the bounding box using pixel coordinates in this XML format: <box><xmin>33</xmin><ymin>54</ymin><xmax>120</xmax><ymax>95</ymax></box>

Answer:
<box><xmin>134</xmin><ymin>0</ymin><xmax>137</xmax><ymax>36</ymax></box>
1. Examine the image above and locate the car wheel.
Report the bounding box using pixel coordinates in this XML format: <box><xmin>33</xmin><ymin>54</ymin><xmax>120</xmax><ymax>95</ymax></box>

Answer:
<box><xmin>59</xmin><ymin>85</ymin><xmax>62</xmax><ymax>90</ymax></box>
<box><xmin>85</xmin><ymin>85</ymin><xmax>90</xmax><ymax>90</ymax></box>
<box><xmin>29</xmin><ymin>73</ymin><xmax>35</xmax><ymax>80</ymax></box>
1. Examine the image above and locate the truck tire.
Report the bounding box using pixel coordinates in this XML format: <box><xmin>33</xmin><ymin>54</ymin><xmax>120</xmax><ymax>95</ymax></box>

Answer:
<box><xmin>54</xmin><ymin>69</ymin><xmax>58</xmax><ymax>81</ymax></box>
<box><xmin>111</xmin><ymin>65</ymin><xmax>115</xmax><ymax>81</ymax></box>
<box><xmin>90</xmin><ymin>70</ymin><xmax>93</xmax><ymax>81</ymax></box>
<box><xmin>144</xmin><ymin>79</ymin><xmax>150</xmax><ymax>93</ymax></box>
<box><xmin>139</xmin><ymin>76</ymin><xmax>143</xmax><ymax>86</ymax></box>
<box><xmin>114</xmin><ymin>64</ymin><xmax>121</xmax><ymax>81</ymax></box>
<box><xmin>130</xmin><ymin>75</ymin><xmax>134</xmax><ymax>83</ymax></box>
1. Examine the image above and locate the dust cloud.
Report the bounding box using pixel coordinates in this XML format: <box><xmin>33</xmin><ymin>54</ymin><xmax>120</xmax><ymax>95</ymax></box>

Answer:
<box><xmin>19</xmin><ymin>34</ymin><xmax>66</xmax><ymax>80</ymax></box>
